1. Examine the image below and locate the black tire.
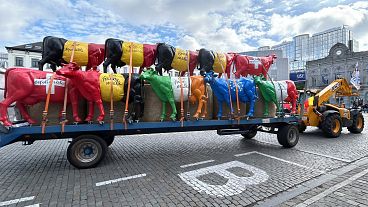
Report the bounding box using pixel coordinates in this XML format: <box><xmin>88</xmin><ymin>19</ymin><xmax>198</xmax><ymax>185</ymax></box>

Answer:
<box><xmin>277</xmin><ymin>124</ymin><xmax>299</xmax><ymax>148</ymax></box>
<box><xmin>104</xmin><ymin>135</ymin><xmax>115</xmax><ymax>147</ymax></box>
<box><xmin>298</xmin><ymin>122</ymin><xmax>307</xmax><ymax>133</ymax></box>
<box><xmin>67</xmin><ymin>134</ymin><xmax>107</xmax><ymax>169</ymax></box>
<box><xmin>241</xmin><ymin>129</ymin><xmax>257</xmax><ymax>139</ymax></box>
<box><xmin>348</xmin><ymin>113</ymin><xmax>364</xmax><ymax>134</ymax></box>
<box><xmin>321</xmin><ymin>114</ymin><xmax>342</xmax><ymax>138</ymax></box>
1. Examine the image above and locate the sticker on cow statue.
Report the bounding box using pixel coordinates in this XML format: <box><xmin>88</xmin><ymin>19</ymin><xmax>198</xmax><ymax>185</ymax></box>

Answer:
<box><xmin>62</xmin><ymin>41</ymin><xmax>88</xmax><ymax>66</ymax></box>
<box><xmin>34</xmin><ymin>73</ymin><xmax>66</xmax><ymax>94</ymax></box>
<box><xmin>171</xmin><ymin>48</ymin><xmax>189</xmax><ymax>72</ymax></box>
<box><xmin>170</xmin><ymin>77</ymin><xmax>190</xmax><ymax>102</ymax></box>
<box><xmin>99</xmin><ymin>73</ymin><xmax>125</xmax><ymax>102</ymax></box>
<box><xmin>121</xmin><ymin>42</ymin><xmax>144</xmax><ymax>67</ymax></box>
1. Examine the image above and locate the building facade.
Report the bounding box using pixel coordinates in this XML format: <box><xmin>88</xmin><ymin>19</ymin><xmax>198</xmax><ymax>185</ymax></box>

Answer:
<box><xmin>0</xmin><ymin>53</ymin><xmax>8</xmax><ymax>69</ymax></box>
<box><xmin>306</xmin><ymin>43</ymin><xmax>368</xmax><ymax>106</ymax></box>
<box><xmin>271</xmin><ymin>25</ymin><xmax>359</xmax><ymax>72</ymax></box>
<box><xmin>5</xmin><ymin>42</ymin><xmax>44</xmax><ymax>69</ymax></box>
<box><xmin>240</xmin><ymin>49</ymin><xmax>289</xmax><ymax>81</ymax></box>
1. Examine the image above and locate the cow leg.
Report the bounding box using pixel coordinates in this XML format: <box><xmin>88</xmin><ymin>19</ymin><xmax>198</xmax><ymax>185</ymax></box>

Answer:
<box><xmin>85</xmin><ymin>101</ymin><xmax>95</xmax><ymax>122</ymax></box>
<box><xmin>155</xmin><ymin>64</ymin><xmax>164</xmax><ymax>76</ymax></box>
<box><xmin>247</xmin><ymin>97</ymin><xmax>256</xmax><ymax>118</ymax></box>
<box><xmin>103</xmin><ymin>58</ymin><xmax>112</xmax><ymax>73</ymax></box>
<box><xmin>50</xmin><ymin>64</ymin><xmax>57</xmax><ymax>72</ymax></box>
<box><xmin>217</xmin><ymin>100</ymin><xmax>223</xmax><ymax>120</ymax></box>
<box><xmin>95</xmin><ymin>99</ymin><xmax>105</xmax><ymax>123</ymax></box>
<box><xmin>191</xmin><ymin>89</ymin><xmax>201</xmax><ymax>119</ymax></box>
<box><xmin>168</xmin><ymin>99</ymin><xmax>177</xmax><ymax>121</ymax></box>
<box><xmin>263</xmin><ymin>100</ymin><xmax>270</xmax><ymax>117</ymax></box>
<box><xmin>16</xmin><ymin>102</ymin><xmax>37</xmax><ymax>124</ymax></box>
<box><xmin>180</xmin><ymin>71</ymin><xmax>185</xmax><ymax>77</ymax></box>
<box><xmin>160</xmin><ymin>102</ymin><xmax>167</xmax><ymax>121</ymax></box>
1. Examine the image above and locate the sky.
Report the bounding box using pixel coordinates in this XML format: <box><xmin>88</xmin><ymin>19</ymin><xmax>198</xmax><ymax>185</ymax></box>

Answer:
<box><xmin>0</xmin><ymin>0</ymin><xmax>368</xmax><ymax>53</ymax></box>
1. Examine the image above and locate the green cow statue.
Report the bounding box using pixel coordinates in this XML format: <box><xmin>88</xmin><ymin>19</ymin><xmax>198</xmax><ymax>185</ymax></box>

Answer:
<box><xmin>140</xmin><ymin>69</ymin><xmax>177</xmax><ymax>121</ymax></box>
<box><xmin>254</xmin><ymin>75</ymin><xmax>298</xmax><ymax>116</ymax></box>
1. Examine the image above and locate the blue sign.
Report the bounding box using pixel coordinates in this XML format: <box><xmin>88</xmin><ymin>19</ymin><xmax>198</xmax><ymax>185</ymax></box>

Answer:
<box><xmin>290</xmin><ymin>71</ymin><xmax>305</xmax><ymax>82</ymax></box>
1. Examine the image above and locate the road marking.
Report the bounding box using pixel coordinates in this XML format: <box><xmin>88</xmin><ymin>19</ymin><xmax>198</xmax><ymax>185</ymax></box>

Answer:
<box><xmin>295</xmin><ymin>149</ymin><xmax>352</xmax><ymax>162</ymax></box>
<box><xmin>0</xmin><ymin>196</ymin><xmax>35</xmax><ymax>206</ymax></box>
<box><xmin>295</xmin><ymin>168</ymin><xmax>368</xmax><ymax>207</ymax></box>
<box><xmin>255</xmin><ymin>140</ymin><xmax>352</xmax><ymax>163</ymax></box>
<box><xmin>235</xmin><ymin>151</ymin><xmax>324</xmax><ymax>174</ymax></box>
<box><xmin>96</xmin><ymin>173</ymin><xmax>146</xmax><ymax>187</ymax></box>
<box><xmin>24</xmin><ymin>204</ymin><xmax>41</xmax><ymax>207</ymax></box>
<box><xmin>180</xmin><ymin>160</ymin><xmax>215</xmax><ymax>168</ymax></box>
<box><xmin>179</xmin><ymin>161</ymin><xmax>269</xmax><ymax>197</ymax></box>
<box><xmin>234</xmin><ymin>151</ymin><xmax>257</xmax><ymax>157</ymax></box>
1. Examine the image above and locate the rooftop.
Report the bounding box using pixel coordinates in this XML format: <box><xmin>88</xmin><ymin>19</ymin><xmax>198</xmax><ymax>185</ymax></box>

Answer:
<box><xmin>5</xmin><ymin>42</ymin><xmax>42</xmax><ymax>53</ymax></box>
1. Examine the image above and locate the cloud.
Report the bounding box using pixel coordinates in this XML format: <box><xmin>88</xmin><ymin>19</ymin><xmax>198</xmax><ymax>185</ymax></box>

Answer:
<box><xmin>269</xmin><ymin>1</ymin><xmax>368</xmax><ymax>50</ymax></box>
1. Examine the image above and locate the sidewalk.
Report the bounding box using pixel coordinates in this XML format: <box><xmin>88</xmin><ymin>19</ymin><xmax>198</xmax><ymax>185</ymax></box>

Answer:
<box><xmin>257</xmin><ymin>157</ymin><xmax>368</xmax><ymax>207</ymax></box>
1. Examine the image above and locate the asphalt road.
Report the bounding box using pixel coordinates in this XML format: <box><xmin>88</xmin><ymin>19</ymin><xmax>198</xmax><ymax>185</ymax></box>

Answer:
<box><xmin>0</xmin><ymin>114</ymin><xmax>367</xmax><ymax>207</ymax></box>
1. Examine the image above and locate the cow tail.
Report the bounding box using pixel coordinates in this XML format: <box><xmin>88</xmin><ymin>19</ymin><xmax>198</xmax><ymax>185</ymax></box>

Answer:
<box><xmin>104</xmin><ymin>38</ymin><xmax>110</xmax><ymax>60</ymax></box>
<box><xmin>42</xmin><ymin>36</ymin><xmax>50</xmax><ymax>58</ymax></box>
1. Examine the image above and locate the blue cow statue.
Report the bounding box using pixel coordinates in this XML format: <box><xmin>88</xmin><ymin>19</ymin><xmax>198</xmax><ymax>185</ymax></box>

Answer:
<box><xmin>203</xmin><ymin>71</ymin><xmax>257</xmax><ymax>119</ymax></box>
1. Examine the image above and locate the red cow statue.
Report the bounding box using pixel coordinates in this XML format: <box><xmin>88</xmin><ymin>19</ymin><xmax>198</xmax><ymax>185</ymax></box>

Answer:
<box><xmin>56</xmin><ymin>63</ymin><xmax>105</xmax><ymax>123</ymax></box>
<box><xmin>39</xmin><ymin>36</ymin><xmax>105</xmax><ymax>72</ymax></box>
<box><xmin>0</xmin><ymin>68</ymin><xmax>82</xmax><ymax>126</ymax></box>
<box><xmin>233</xmin><ymin>54</ymin><xmax>277</xmax><ymax>78</ymax></box>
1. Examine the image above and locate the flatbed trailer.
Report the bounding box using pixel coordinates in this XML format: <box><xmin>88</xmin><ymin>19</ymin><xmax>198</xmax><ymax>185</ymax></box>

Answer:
<box><xmin>0</xmin><ymin>116</ymin><xmax>300</xmax><ymax>169</ymax></box>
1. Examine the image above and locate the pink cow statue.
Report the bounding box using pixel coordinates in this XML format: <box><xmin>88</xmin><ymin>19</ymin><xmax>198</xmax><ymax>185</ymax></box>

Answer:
<box><xmin>0</xmin><ymin>68</ymin><xmax>82</xmax><ymax>126</ymax></box>
<box><xmin>233</xmin><ymin>54</ymin><xmax>277</xmax><ymax>79</ymax></box>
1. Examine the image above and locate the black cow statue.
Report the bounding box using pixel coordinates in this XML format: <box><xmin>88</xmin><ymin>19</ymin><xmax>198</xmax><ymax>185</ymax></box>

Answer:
<box><xmin>39</xmin><ymin>36</ymin><xmax>105</xmax><ymax>71</ymax></box>
<box><xmin>103</xmin><ymin>38</ymin><xmax>157</xmax><ymax>73</ymax></box>
<box><xmin>122</xmin><ymin>73</ymin><xmax>145</xmax><ymax>123</ymax></box>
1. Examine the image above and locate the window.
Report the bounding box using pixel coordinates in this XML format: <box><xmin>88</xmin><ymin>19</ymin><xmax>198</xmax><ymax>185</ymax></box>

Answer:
<box><xmin>15</xmin><ymin>57</ymin><xmax>23</xmax><ymax>67</ymax></box>
<box><xmin>31</xmin><ymin>58</ymin><xmax>39</xmax><ymax>68</ymax></box>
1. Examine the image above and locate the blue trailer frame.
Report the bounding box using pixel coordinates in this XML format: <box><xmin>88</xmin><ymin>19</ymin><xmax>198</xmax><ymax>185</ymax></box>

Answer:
<box><xmin>0</xmin><ymin>116</ymin><xmax>300</xmax><ymax>169</ymax></box>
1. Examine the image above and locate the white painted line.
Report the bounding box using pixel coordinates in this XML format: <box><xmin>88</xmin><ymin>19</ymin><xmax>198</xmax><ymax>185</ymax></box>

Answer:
<box><xmin>234</xmin><ymin>151</ymin><xmax>257</xmax><ymax>157</ymax></box>
<box><xmin>180</xmin><ymin>160</ymin><xmax>215</xmax><ymax>168</ymax></box>
<box><xmin>295</xmin><ymin>149</ymin><xmax>352</xmax><ymax>163</ymax></box>
<box><xmin>295</xmin><ymin>168</ymin><xmax>368</xmax><ymax>207</ymax></box>
<box><xmin>24</xmin><ymin>203</ymin><xmax>41</xmax><ymax>207</ymax></box>
<box><xmin>0</xmin><ymin>196</ymin><xmax>35</xmax><ymax>207</ymax></box>
<box><xmin>96</xmin><ymin>173</ymin><xmax>146</xmax><ymax>187</ymax></box>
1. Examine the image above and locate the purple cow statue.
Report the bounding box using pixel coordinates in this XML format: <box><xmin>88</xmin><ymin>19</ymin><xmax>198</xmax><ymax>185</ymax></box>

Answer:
<box><xmin>203</xmin><ymin>71</ymin><xmax>257</xmax><ymax>119</ymax></box>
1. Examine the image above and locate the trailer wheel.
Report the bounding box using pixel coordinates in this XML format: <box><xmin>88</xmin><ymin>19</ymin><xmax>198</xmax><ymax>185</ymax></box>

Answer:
<box><xmin>322</xmin><ymin>114</ymin><xmax>342</xmax><ymax>138</ymax></box>
<box><xmin>67</xmin><ymin>134</ymin><xmax>107</xmax><ymax>169</ymax></box>
<box><xmin>277</xmin><ymin>124</ymin><xmax>299</xmax><ymax>148</ymax></box>
<box><xmin>241</xmin><ymin>129</ymin><xmax>257</xmax><ymax>139</ymax></box>
<box><xmin>348</xmin><ymin>113</ymin><xmax>364</xmax><ymax>134</ymax></box>
<box><xmin>104</xmin><ymin>135</ymin><xmax>115</xmax><ymax>147</ymax></box>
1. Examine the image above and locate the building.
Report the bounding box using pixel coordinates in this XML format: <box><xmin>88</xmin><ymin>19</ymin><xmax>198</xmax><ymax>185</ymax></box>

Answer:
<box><xmin>306</xmin><ymin>43</ymin><xmax>368</xmax><ymax>106</ymax></box>
<box><xmin>5</xmin><ymin>42</ymin><xmax>43</xmax><ymax>69</ymax></box>
<box><xmin>240</xmin><ymin>49</ymin><xmax>289</xmax><ymax>81</ymax></box>
<box><xmin>271</xmin><ymin>25</ymin><xmax>359</xmax><ymax>72</ymax></box>
<box><xmin>0</xmin><ymin>53</ymin><xmax>8</xmax><ymax>68</ymax></box>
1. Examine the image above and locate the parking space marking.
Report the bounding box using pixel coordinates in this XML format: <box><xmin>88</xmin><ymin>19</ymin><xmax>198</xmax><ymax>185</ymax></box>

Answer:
<box><xmin>255</xmin><ymin>140</ymin><xmax>352</xmax><ymax>162</ymax></box>
<box><xmin>180</xmin><ymin>160</ymin><xmax>215</xmax><ymax>168</ymax></box>
<box><xmin>235</xmin><ymin>151</ymin><xmax>325</xmax><ymax>174</ymax></box>
<box><xmin>0</xmin><ymin>196</ymin><xmax>35</xmax><ymax>207</ymax></box>
<box><xmin>96</xmin><ymin>173</ymin><xmax>147</xmax><ymax>187</ymax></box>
<box><xmin>24</xmin><ymin>204</ymin><xmax>41</xmax><ymax>207</ymax></box>
<box><xmin>295</xmin><ymin>149</ymin><xmax>352</xmax><ymax>163</ymax></box>
<box><xmin>295</xmin><ymin>168</ymin><xmax>368</xmax><ymax>207</ymax></box>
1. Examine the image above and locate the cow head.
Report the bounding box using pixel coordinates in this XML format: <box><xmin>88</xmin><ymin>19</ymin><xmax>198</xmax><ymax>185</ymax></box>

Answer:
<box><xmin>56</xmin><ymin>62</ymin><xmax>80</xmax><ymax>78</ymax></box>
<box><xmin>203</xmin><ymin>71</ymin><xmax>217</xmax><ymax>84</ymax></box>
<box><xmin>140</xmin><ymin>68</ymin><xmax>158</xmax><ymax>81</ymax></box>
<box><xmin>269</xmin><ymin>54</ymin><xmax>277</xmax><ymax>63</ymax></box>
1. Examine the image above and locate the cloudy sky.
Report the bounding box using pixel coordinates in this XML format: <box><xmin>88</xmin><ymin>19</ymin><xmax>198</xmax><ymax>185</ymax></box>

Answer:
<box><xmin>0</xmin><ymin>0</ymin><xmax>367</xmax><ymax>53</ymax></box>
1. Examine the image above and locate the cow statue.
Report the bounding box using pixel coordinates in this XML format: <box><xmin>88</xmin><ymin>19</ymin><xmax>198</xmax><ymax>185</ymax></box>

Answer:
<box><xmin>39</xmin><ymin>36</ymin><xmax>105</xmax><ymax>72</ymax></box>
<box><xmin>0</xmin><ymin>68</ymin><xmax>82</xmax><ymax>126</ymax></box>
<box><xmin>103</xmin><ymin>38</ymin><xmax>157</xmax><ymax>74</ymax></box>
<box><xmin>140</xmin><ymin>68</ymin><xmax>207</xmax><ymax>121</ymax></box>
<box><xmin>56</xmin><ymin>62</ymin><xmax>144</xmax><ymax>123</ymax></box>
<box><xmin>253</xmin><ymin>75</ymin><xmax>298</xmax><ymax>116</ymax></box>
<box><xmin>203</xmin><ymin>71</ymin><xmax>256</xmax><ymax>119</ymax></box>
<box><xmin>233</xmin><ymin>54</ymin><xmax>277</xmax><ymax>78</ymax></box>
<box><xmin>155</xmin><ymin>43</ymin><xmax>198</xmax><ymax>76</ymax></box>
<box><xmin>197</xmin><ymin>48</ymin><xmax>235</xmax><ymax>78</ymax></box>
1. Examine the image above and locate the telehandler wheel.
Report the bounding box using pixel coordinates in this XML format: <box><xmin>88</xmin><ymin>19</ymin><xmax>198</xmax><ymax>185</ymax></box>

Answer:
<box><xmin>298</xmin><ymin>122</ymin><xmax>307</xmax><ymax>133</ymax></box>
<box><xmin>103</xmin><ymin>135</ymin><xmax>115</xmax><ymax>147</ymax></box>
<box><xmin>277</xmin><ymin>124</ymin><xmax>299</xmax><ymax>148</ymax></box>
<box><xmin>322</xmin><ymin>114</ymin><xmax>342</xmax><ymax>138</ymax></box>
<box><xmin>241</xmin><ymin>129</ymin><xmax>257</xmax><ymax>139</ymax></box>
<box><xmin>348</xmin><ymin>113</ymin><xmax>364</xmax><ymax>134</ymax></box>
<box><xmin>67</xmin><ymin>134</ymin><xmax>107</xmax><ymax>169</ymax></box>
